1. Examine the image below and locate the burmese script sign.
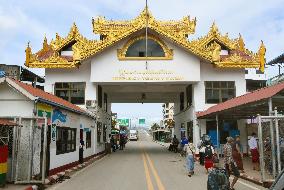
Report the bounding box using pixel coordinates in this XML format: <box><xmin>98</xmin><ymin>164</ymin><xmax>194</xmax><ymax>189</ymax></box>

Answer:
<box><xmin>112</xmin><ymin>69</ymin><xmax>184</xmax><ymax>81</ymax></box>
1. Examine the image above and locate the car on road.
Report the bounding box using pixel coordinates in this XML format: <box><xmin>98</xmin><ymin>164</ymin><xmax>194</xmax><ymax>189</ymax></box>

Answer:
<box><xmin>129</xmin><ymin>129</ymin><xmax>138</xmax><ymax>141</ymax></box>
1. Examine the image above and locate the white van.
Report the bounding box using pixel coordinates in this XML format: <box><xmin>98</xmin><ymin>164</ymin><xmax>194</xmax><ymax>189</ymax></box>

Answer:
<box><xmin>129</xmin><ymin>130</ymin><xmax>138</xmax><ymax>141</ymax></box>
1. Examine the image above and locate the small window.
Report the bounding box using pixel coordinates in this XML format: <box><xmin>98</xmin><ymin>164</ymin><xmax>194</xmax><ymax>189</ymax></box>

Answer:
<box><xmin>205</xmin><ymin>81</ymin><xmax>235</xmax><ymax>104</ymax></box>
<box><xmin>126</xmin><ymin>39</ymin><xmax>165</xmax><ymax>57</ymax></box>
<box><xmin>54</xmin><ymin>82</ymin><xmax>85</xmax><ymax>105</ymax></box>
<box><xmin>56</xmin><ymin>127</ymin><xmax>76</xmax><ymax>155</ymax></box>
<box><xmin>86</xmin><ymin>131</ymin><xmax>91</xmax><ymax>149</ymax></box>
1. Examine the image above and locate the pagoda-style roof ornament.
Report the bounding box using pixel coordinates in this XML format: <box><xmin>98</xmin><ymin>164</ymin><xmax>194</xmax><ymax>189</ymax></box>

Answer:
<box><xmin>25</xmin><ymin>7</ymin><xmax>265</xmax><ymax>71</ymax></box>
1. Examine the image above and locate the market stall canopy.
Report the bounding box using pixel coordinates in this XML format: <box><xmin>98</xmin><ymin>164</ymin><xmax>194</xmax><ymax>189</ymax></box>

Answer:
<box><xmin>197</xmin><ymin>81</ymin><xmax>284</xmax><ymax>119</ymax></box>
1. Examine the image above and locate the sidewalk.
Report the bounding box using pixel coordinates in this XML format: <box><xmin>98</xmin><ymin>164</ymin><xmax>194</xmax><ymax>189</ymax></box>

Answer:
<box><xmin>0</xmin><ymin>153</ymin><xmax>106</xmax><ymax>190</ymax></box>
<box><xmin>154</xmin><ymin>140</ymin><xmax>273</xmax><ymax>188</ymax></box>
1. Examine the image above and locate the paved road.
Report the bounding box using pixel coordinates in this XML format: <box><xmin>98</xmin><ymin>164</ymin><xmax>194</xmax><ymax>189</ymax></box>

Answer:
<box><xmin>48</xmin><ymin>130</ymin><xmax>267</xmax><ymax>190</ymax></box>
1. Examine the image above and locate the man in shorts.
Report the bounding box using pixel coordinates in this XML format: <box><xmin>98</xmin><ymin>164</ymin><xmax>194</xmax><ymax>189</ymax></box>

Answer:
<box><xmin>223</xmin><ymin>137</ymin><xmax>240</xmax><ymax>190</ymax></box>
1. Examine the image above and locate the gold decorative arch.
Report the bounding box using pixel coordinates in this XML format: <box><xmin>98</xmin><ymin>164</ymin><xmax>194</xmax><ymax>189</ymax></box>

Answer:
<box><xmin>117</xmin><ymin>34</ymin><xmax>173</xmax><ymax>60</ymax></box>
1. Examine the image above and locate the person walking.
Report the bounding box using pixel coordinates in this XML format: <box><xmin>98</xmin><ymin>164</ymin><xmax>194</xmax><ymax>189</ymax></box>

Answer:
<box><xmin>233</xmin><ymin>135</ymin><xmax>244</xmax><ymax>173</ymax></box>
<box><xmin>172</xmin><ymin>135</ymin><xmax>179</xmax><ymax>153</ymax></box>
<box><xmin>248</xmin><ymin>132</ymin><xmax>260</xmax><ymax>171</ymax></box>
<box><xmin>79</xmin><ymin>139</ymin><xmax>84</xmax><ymax>164</ymax></box>
<box><xmin>180</xmin><ymin>136</ymin><xmax>189</xmax><ymax>156</ymax></box>
<box><xmin>224</xmin><ymin>137</ymin><xmax>240</xmax><ymax>190</ymax></box>
<box><xmin>110</xmin><ymin>135</ymin><xmax>116</xmax><ymax>152</ymax></box>
<box><xmin>184</xmin><ymin>137</ymin><xmax>196</xmax><ymax>177</ymax></box>
<box><xmin>119</xmin><ymin>134</ymin><xmax>124</xmax><ymax>150</ymax></box>
<box><xmin>201</xmin><ymin>140</ymin><xmax>215</xmax><ymax>173</ymax></box>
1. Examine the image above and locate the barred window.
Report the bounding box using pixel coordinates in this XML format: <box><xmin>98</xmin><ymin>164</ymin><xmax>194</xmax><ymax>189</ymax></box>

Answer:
<box><xmin>54</xmin><ymin>82</ymin><xmax>85</xmax><ymax>105</ymax></box>
<box><xmin>56</xmin><ymin>127</ymin><xmax>76</xmax><ymax>155</ymax></box>
<box><xmin>205</xmin><ymin>81</ymin><xmax>235</xmax><ymax>104</ymax></box>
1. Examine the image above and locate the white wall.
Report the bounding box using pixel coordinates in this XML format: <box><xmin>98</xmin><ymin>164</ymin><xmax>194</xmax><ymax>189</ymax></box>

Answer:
<box><xmin>194</xmin><ymin>62</ymin><xmax>246</xmax><ymax>112</ymax></box>
<box><xmin>0</xmin><ymin>82</ymin><xmax>34</xmax><ymax>117</ymax></box>
<box><xmin>245</xmin><ymin>68</ymin><xmax>268</xmax><ymax>80</ymax></box>
<box><xmin>45</xmin><ymin>61</ymin><xmax>97</xmax><ymax>105</ymax></box>
<box><xmin>49</xmin><ymin>109</ymin><xmax>98</xmax><ymax>170</ymax></box>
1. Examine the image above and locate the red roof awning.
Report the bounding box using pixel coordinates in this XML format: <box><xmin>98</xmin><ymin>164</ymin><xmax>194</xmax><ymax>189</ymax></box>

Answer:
<box><xmin>197</xmin><ymin>82</ymin><xmax>284</xmax><ymax>118</ymax></box>
<box><xmin>12</xmin><ymin>79</ymin><xmax>85</xmax><ymax>114</ymax></box>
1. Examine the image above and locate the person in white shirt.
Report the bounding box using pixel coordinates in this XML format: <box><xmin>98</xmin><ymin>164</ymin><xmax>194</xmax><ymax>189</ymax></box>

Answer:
<box><xmin>248</xmin><ymin>132</ymin><xmax>260</xmax><ymax>171</ymax></box>
<box><xmin>184</xmin><ymin>137</ymin><xmax>196</xmax><ymax>177</ymax></box>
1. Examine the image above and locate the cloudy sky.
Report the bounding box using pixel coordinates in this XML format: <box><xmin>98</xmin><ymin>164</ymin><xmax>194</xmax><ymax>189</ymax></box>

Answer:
<box><xmin>1</xmin><ymin>0</ymin><xmax>284</xmax><ymax>125</ymax></box>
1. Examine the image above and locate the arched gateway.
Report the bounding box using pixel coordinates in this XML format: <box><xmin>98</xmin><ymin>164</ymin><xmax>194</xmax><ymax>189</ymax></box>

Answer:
<box><xmin>25</xmin><ymin>8</ymin><xmax>265</xmax><ymax>155</ymax></box>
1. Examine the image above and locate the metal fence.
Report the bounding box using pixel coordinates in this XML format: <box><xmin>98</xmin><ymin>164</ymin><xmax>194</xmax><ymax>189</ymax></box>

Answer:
<box><xmin>257</xmin><ymin>110</ymin><xmax>284</xmax><ymax>182</ymax></box>
<box><xmin>0</xmin><ymin>117</ymin><xmax>47</xmax><ymax>184</ymax></box>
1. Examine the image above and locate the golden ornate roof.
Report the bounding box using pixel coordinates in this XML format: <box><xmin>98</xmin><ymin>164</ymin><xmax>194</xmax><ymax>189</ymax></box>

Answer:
<box><xmin>25</xmin><ymin>8</ymin><xmax>266</xmax><ymax>71</ymax></box>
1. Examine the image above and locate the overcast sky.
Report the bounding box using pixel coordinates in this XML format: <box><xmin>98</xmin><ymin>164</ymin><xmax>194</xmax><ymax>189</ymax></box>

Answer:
<box><xmin>1</xmin><ymin>0</ymin><xmax>284</xmax><ymax>124</ymax></box>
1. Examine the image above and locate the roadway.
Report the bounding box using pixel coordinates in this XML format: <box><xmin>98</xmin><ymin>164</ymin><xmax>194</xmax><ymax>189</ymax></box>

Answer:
<box><xmin>48</xmin><ymin>130</ymin><xmax>267</xmax><ymax>190</ymax></box>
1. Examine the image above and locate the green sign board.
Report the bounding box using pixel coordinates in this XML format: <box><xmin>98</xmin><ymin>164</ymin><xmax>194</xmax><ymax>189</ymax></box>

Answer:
<box><xmin>118</xmin><ymin>119</ymin><xmax>129</xmax><ymax>126</ymax></box>
<box><xmin>139</xmin><ymin>118</ymin><xmax>145</xmax><ymax>125</ymax></box>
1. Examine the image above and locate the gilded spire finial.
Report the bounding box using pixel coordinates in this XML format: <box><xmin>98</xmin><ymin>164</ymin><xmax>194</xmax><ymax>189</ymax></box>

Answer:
<box><xmin>25</xmin><ymin>41</ymin><xmax>32</xmax><ymax>66</ymax></box>
<box><xmin>258</xmin><ymin>40</ymin><xmax>266</xmax><ymax>72</ymax></box>
<box><xmin>71</xmin><ymin>22</ymin><xmax>78</xmax><ymax>36</ymax></box>
<box><xmin>238</xmin><ymin>33</ymin><xmax>245</xmax><ymax>51</ymax></box>
<box><xmin>55</xmin><ymin>33</ymin><xmax>60</xmax><ymax>40</ymax></box>
<box><xmin>43</xmin><ymin>34</ymin><xmax>49</xmax><ymax>50</ymax></box>
<box><xmin>210</xmin><ymin>22</ymin><xmax>219</xmax><ymax>35</ymax></box>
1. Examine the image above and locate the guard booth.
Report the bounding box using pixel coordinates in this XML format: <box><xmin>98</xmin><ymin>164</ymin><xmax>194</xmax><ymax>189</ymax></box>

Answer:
<box><xmin>0</xmin><ymin>119</ymin><xmax>17</xmax><ymax>187</ymax></box>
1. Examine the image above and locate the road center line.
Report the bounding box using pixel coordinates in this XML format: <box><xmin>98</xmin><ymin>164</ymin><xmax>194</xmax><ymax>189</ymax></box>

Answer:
<box><xmin>145</xmin><ymin>152</ymin><xmax>166</xmax><ymax>190</ymax></box>
<box><xmin>142</xmin><ymin>153</ymin><xmax>154</xmax><ymax>190</ymax></box>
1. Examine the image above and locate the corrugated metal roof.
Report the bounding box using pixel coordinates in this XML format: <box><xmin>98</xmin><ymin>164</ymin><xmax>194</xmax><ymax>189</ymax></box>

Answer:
<box><xmin>267</xmin><ymin>53</ymin><xmax>284</xmax><ymax>65</ymax></box>
<box><xmin>197</xmin><ymin>81</ymin><xmax>284</xmax><ymax>118</ymax></box>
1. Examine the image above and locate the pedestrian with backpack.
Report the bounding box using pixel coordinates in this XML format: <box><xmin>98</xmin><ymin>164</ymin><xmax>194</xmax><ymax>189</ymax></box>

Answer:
<box><xmin>184</xmin><ymin>137</ymin><xmax>196</xmax><ymax>177</ymax></box>
<box><xmin>224</xmin><ymin>137</ymin><xmax>240</xmax><ymax>190</ymax></box>
<box><xmin>207</xmin><ymin>159</ymin><xmax>230</xmax><ymax>190</ymax></box>
<box><xmin>201</xmin><ymin>140</ymin><xmax>215</xmax><ymax>173</ymax></box>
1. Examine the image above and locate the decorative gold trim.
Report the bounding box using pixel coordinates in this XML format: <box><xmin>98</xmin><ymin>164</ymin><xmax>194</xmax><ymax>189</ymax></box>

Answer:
<box><xmin>215</xmin><ymin>53</ymin><xmax>260</xmax><ymax>68</ymax></box>
<box><xmin>117</xmin><ymin>34</ymin><xmax>173</xmax><ymax>60</ymax></box>
<box><xmin>25</xmin><ymin>8</ymin><xmax>266</xmax><ymax>70</ymax></box>
<box><xmin>27</xmin><ymin>53</ymin><xmax>79</xmax><ymax>68</ymax></box>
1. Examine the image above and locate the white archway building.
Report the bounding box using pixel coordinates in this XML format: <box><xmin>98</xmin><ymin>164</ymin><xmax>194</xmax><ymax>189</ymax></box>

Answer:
<box><xmin>25</xmin><ymin>8</ymin><xmax>266</xmax><ymax>148</ymax></box>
